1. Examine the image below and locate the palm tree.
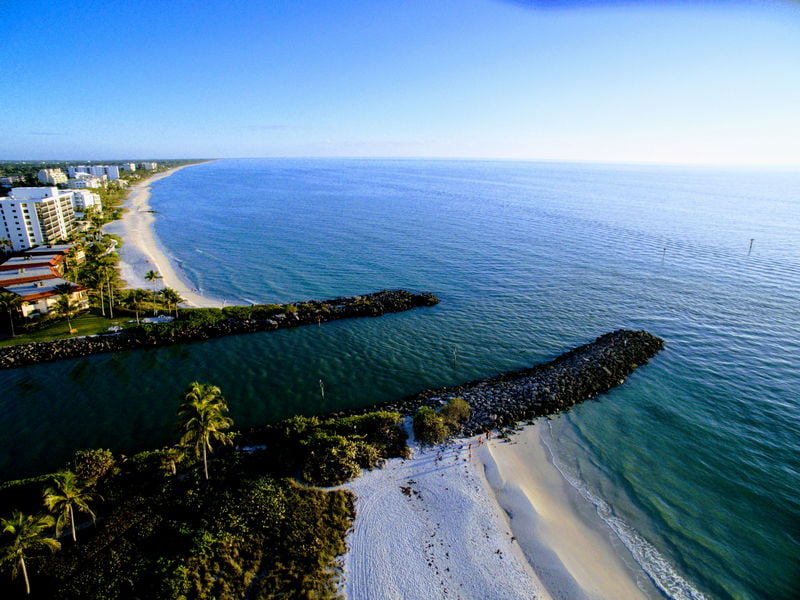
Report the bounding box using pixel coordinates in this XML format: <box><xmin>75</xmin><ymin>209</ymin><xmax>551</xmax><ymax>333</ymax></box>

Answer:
<box><xmin>161</xmin><ymin>447</ymin><xmax>186</xmax><ymax>476</ymax></box>
<box><xmin>53</xmin><ymin>283</ymin><xmax>76</xmax><ymax>333</ymax></box>
<box><xmin>0</xmin><ymin>237</ymin><xmax>12</xmax><ymax>256</ymax></box>
<box><xmin>160</xmin><ymin>287</ymin><xmax>183</xmax><ymax>319</ymax></box>
<box><xmin>43</xmin><ymin>471</ymin><xmax>98</xmax><ymax>543</ymax></box>
<box><xmin>97</xmin><ymin>256</ymin><xmax>119</xmax><ymax>318</ymax></box>
<box><xmin>121</xmin><ymin>289</ymin><xmax>148</xmax><ymax>324</ymax></box>
<box><xmin>0</xmin><ymin>511</ymin><xmax>60</xmax><ymax>595</ymax></box>
<box><xmin>144</xmin><ymin>270</ymin><xmax>162</xmax><ymax>315</ymax></box>
<box><xmin>177</xmin><ymin>382</ymin><xmax>234</xmax><ymax>480</ymax></box>
<box><xmin>0</xmin><ymin>291</ymin><xmax>21</xmax><ymax>337</ymax></box>
<box><xmin>82</xmin><ymin>268</ymin><xmax>105</xmax><ymax>317</ymax></box>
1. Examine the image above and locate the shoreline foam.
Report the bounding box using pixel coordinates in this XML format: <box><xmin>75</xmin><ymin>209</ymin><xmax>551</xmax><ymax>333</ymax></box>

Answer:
<box><xmin>482</xmin><ymin>421</ymin><xmax>662</xmax><ymax>599</ymax></box>
<box><xmin>103</xmin><ymin>163</ymin><xmax>225</xmax><ymax>308</ymax></box>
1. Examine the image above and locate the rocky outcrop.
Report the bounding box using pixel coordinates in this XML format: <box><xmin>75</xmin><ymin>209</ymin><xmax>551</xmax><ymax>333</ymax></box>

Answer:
<box><xmin>0</xmin><ymin>290</ymin><xmax>438</xmax><ymax>370</ymax></box>
<box><xmin>327</xmin><ymin>330</ymin><xmax>664</xmax><ymax>433</ymax></box>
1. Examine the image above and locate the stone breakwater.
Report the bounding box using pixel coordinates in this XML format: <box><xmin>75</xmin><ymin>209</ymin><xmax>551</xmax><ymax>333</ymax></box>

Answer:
<box><xmin>329</xmin><ymin>330</ymin><xmax>664</xmax><ymax>433</ymax></box>
<box><xmin>0</xmin><ymin>290</ymin><xmax>438</xmax><ymax>370</ymax></box>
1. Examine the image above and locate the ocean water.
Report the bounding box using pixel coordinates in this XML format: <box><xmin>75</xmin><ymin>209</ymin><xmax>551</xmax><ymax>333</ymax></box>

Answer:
<box><xmin>1</xmin><ymin>159</ymin><xmax>798</xmax><ymax>599</ymax></box>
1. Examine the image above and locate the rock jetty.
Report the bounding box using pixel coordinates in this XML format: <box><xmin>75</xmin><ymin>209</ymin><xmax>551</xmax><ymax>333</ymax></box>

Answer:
<box><xmin>329</xmin><ymin>329</ymin><xmax>664</xmax><ymax>432</ymax></box>
<box><xmin>0</xmin><ymin>290</ymin><xmax>438</xmax><ymax>370</ymax></box>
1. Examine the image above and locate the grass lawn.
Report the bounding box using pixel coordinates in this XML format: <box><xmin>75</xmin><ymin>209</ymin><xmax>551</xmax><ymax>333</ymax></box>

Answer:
<box><xmin>0</xmin><ymin>311</ymin><xmax>133</xmax><ymax>347</ymax></box>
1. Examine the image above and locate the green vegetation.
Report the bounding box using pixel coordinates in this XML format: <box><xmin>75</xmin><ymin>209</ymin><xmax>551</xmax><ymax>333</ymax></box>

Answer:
<box><xmin>43</xmin><ymin>472</ymin><xmax>98</xmax><ymax>543</ymax></box>
<box><xmin>0</xmin><ymin>383</ymin><xmax>406</xmax><ymax>599</ymax></box>
<box><xmin>0</xmin><ymin>296</ymin><xmax>306</xmax><ymax>348</ymax></box>
<box><xmin>0</xmin><ymin>292</ymin><xmax>21</xmax><ymax>338</ymax></box>
<box><xmin>413</xmin><ymin>407</ymin><xmax>450</xmax><ymax>445</ymax></box>
<box><xmin>440</xmin><ymin>397</ymin><xmax>471</xmax><ymax>428</ymax></box>
<box><xmin>68</xmin><ymin>450</ymin><xmax>118</xmax><ymax>485</ymax></box>
<box><xmin>0</xmin><ymin>512</ymin><xmax>60</xmax><ymax>595</ymax></box>
<box><xmin>160</xmin><ymin>287</ymin><xmax>182</xmax><ymax>318</ymax></box>
<box><xmin>144</xmin><ymin>270</ymin><xmax>162</xmax><ymax>315</ymax></box>
<box><xmin>177</xmin><ymin>382</ymin><xmax>233</xmax><ymax>480</ymax></box>
<box><xmin>413</xmin><ymin>397</ymin><xmax>472</xmax><ymax>445</ymax></box>
<box><xmin>0</xmin><ymin>312</ymin><xmax>131</xmax><ymax>348</ymax></box>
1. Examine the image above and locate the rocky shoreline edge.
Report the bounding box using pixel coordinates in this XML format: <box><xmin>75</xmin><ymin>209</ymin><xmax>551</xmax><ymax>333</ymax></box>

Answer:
<box><xmin>319</xmin><ymin>329</ymin><xmax>664</xmax><ymax>434</ymax></box>
<box><xmin>0</xmin><ymin>289</ymin><xmax>439</xmax><ymax>370</ymax></box>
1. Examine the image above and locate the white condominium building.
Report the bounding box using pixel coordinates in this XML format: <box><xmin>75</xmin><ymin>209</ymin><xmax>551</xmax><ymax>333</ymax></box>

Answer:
<box><xmin>67</xmin><ymin>173</ymin><xmax>105</xmax><ymax>188</ymax></box>
<box><xmin>71</xmin><ymin>190</ymin><xmax>101</xmax><ymax>213</ymax></box>
<box><xmin>121</xmin><ymin>162</ymin><xmax>137</xmax><ymax>172</ymax></box>
<box><xmin>68</xmin><ymin>178</ymin><xmax>99</xmax><ymax>189</ymax></box>
<box><xmin>138</xmin><ymin>161</ymin><xmax>158</xmax><ymax>170</ymax></box>
<box><xmin>37</xmin><ymin>168</ymin><xmax>68</xmax><ymax>185</ymax></box>
<box><xmin>68</xmin><ymin>165</ymin><xmax>121</xmax><ymax>180</ymax></box>
<box><xmin>0</xmin><ymin>187</ymin><xmax>77</xmax><ymax>251</ymax></box>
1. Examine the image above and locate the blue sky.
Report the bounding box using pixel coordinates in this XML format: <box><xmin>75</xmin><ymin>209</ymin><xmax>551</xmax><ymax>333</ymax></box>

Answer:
<box><xmin>3</xmin><ymin>0</ymin><xmax>799</xmax><ymax>164</ymax></box>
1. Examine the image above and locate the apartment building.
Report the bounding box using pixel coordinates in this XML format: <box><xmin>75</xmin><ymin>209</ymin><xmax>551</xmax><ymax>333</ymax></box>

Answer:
<box><xmin>138</xmin><ymin>161</ymin><xmax>158</xmax><ymax>170</ymax></box>
<box><xmin>71</xmin><ymin>190</ymin><xmax>101</xmax><ymax>214</ymax></box>
<box><xmin>68</xmin><ymin>165</ymin><xmax>121</xmax><ymax>180</ymax></box>
<box><xmin>0</xmin><ymin>187</ymin><xmax>77</xmax><ymax>251</ymax></box>
<box><xmin>0</xmin><ymin>245</ymin><xmax>88</xmax><ymax>317</ymax></box>
<box><xmin>0</xmin><ymin>277</ymin><xmax>89</xmax><ymax>317</ymax></box>
<box><xmin>67</xmin><ymin>172</ymin><xmax>105</xmax><ymax>188</ymax></box>
<box><xmin>37</xmin><ymin>168</ymin><xmax>68</xmax><ymax>185</ymax></box>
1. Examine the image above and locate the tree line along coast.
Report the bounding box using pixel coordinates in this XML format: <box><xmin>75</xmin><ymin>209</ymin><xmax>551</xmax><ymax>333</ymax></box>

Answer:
<box><xmin>0</xmin><ymin>160</ymin><xmax>207</xmax><ymax>346</ymax></box>
<box><xmin>0</xmin><ymin>327</ymin><xmax>664</xmax><ymax>598</ymax></box>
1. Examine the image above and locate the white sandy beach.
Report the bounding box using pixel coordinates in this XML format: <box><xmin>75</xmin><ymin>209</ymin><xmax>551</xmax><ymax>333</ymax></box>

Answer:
<box><xmin>103</xmin><ymin>164</ymin><xmax>224</xmax><ymax>308</ymax></box>
<box><xmin>342</xmin><ymin>421</ymin><xmax>656</xmax><ymax>600</ymax></box>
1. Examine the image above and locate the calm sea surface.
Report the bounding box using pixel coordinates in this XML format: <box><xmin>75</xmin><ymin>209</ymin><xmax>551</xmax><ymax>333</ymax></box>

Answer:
<box><xmin>1</xmin><ymin>159</ymin><xmax>798</xmax><ymax>599</ymax></box>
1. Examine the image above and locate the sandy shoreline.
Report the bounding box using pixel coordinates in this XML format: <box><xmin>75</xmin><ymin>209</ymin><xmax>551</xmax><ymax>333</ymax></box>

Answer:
<box><xmin>103</xmin><ymin>163</ymin><xmax>224</xmax><ymax>308</ymax></box>
<box><xmin>342</xmin><ymin>420</ymin><xmax>659</xmax><ymax>600</ymax></box>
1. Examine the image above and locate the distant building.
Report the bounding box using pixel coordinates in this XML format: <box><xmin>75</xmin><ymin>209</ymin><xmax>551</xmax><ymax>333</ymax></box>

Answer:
<box><xmin>68</xmin><ymin>165</ymin><xmax>121</xmax><ymax>180</ymax></box>
<box><xmin>71</xmin><ymin>190</ymin><xmax>101</xmax><ymax>214</ymax></box>
<box><xmin>138</xmin><ymin>161</ymin><xmax>158</xmax><ymax>170</ymax></box>
<box><xmin>37</xmin><ymin>168</ymin><xmax>68</xmax><ymax>185</ymax></box>
<box><xmin>121</xmin><ymin>162</ymin><xmax>137</xmax><ymax>173</ymax></box>
<box><xmin>67</xmin><ymin>172</ymin><xmax>105</xmax><ymax>189</ymax></box>
<box><xmin>0</xmin><ymin>176</ymin><xmax>24</xmax><ymax>187</ymax></box>
<box><xmin>0</xmin><ymin>187</ymin><xmax>77</xmax><ymax>251</ymax></box>
<box><xmin>67</xmin><ymin>166</ymin><xmax>88</xmax><ymax>177</ymax></box>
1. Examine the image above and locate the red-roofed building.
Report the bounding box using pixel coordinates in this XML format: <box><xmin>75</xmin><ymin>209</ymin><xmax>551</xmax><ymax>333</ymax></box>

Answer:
<box><xmin>2</xmin><ymin>279</ymin><xmax>89</xmax><ymax>318</ymax></box>
<box><xmin>0</xmin><ymin>253</ymin><xmax>64</xmax><ymax>274</ymax></box>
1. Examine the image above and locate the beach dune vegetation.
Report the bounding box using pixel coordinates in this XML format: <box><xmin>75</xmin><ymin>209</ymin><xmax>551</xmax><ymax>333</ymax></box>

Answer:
<box><xmin>413</xmin><ymin>407</ymin><xmax>450</xmax><ymax>445</ymax></box>
<box><xmin>440</xmin><ymin>397</ymin><xmax>471</xmax><ymax>428</ymax></box>
<box><xmin>301</xmin><ymin>432</ymin><xmax>361</xmax><ymax>486</ymax></box>
<box><xmin>414</xmin><ymin>398</ymin><xmax>472</xmax><ymax>445</ymax></box>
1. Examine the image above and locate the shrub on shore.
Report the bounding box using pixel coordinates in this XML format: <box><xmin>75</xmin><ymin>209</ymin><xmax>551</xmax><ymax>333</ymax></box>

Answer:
<box><xmin>414</xmin><ymin>398</ymin><xmax>472</xmax><ymax>445</ymax></box>
<box><xmin>301</xmin><ymin>433</ymin><xmax>361</xmax><ymax>486</ymax></box>
<box><xmin>68</xmin><ymin>449</ymin><xmax>118</xmax><ymax>485</ymax></box>
<box><xmin>440</xmin><ymin>397</ymin><xmax>471</xmax><ymax>429</ymax></box>
<box><xmin>413</xmin><ymin>407</ymin><xmax>450</xmax><ymax>445</ymax></box>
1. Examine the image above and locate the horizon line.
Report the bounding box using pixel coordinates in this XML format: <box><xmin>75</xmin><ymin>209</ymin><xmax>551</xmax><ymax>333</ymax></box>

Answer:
<box><xmin>2</xmin><ymin>155</ymin><xmax>799</xmax><ymax>170</ymax></box>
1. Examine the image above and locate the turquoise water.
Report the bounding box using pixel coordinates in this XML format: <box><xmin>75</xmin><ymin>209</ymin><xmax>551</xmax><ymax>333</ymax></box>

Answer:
<box><xmin>1</xmin><ymin>159</ymin><xmax>798</xmax><ymax>599</ymax></box>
